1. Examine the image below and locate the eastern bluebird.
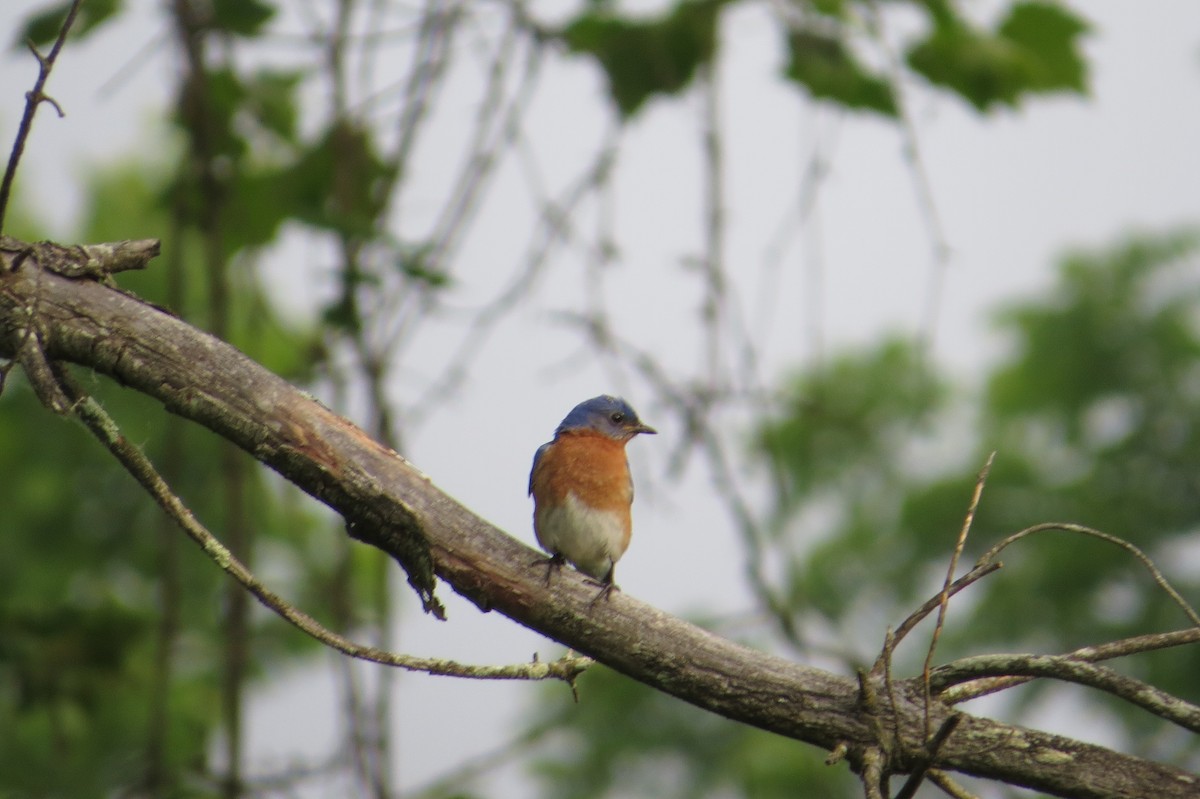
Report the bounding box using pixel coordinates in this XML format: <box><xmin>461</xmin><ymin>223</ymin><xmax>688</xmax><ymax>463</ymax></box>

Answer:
<box><xmin>528</xmin><ymin>395</ymin><xmax>656</xmax><ymax>599</ymax></box>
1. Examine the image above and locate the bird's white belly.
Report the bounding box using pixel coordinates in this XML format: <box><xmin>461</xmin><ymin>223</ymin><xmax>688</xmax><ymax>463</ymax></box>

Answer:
<box><xmin>535</xmin><ymin>492</ymin><xmax>627</xmax><ymax>580</ymax></box>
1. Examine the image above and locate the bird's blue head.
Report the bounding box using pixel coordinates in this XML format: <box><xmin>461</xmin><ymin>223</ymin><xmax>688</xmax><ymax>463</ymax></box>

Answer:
<box><xmin>555</xmin><ymin>395</ymin><xmax>657</xmax><ymax>441</ymax></box>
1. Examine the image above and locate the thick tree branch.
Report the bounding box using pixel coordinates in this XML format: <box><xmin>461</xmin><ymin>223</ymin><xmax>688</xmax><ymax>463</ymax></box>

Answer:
<box><xmin>1</xmin><ymin>245</ymin><xmax>1197</xmax><ymax>799</ymax></box>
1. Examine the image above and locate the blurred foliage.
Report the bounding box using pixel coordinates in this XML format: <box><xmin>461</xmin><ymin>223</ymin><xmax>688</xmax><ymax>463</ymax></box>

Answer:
<box><xmin>0</xmin><ymin>159</ymin><xmax>376</xmax><ymax>796</ymax></box>
<box><xmin>783</xmin><ymin>28</ymin><xmax>898</xmax><ymax>117</ymax></box>
<box><xmin>777</xmin><ymin>228</ymin><xmax>1200</xmax><ymax>673</ymax></box>
<box><xmin>559</xmin><ymin>0</ymin><xmax>1088</xmax><ymax>120</ymax></box>
<box><xmin>526</xmin><ymin>230</ymin><xmax>1200</xmax><ymax>798</ymax></box>
<box><xmin>17</xmin><ymin>0</ymin><xmax>274</xmax><ymax>46</ymax></box>
<box><xmin>531</xmin><ymin>666</ymin><xmax>857</xmax><ymax>799</ymax></box>
<box><xmin>16</xmin><ymin>0</ymin><xmax>122</xmax><ymax>47</ymax></box>
<box><xmin>907</xmin><ymin>1</ymin><xmax>1089</xmax><ymax>110</ymax></box>
<box><xmin>561</xmin><ymin>0</ymin><xmax>727</xmax><ymax>118</ymax></box>
<box><xmin>1</xmin><ymin>0</ymin><xmax>1169</xmax><ymax>796</ymax></box>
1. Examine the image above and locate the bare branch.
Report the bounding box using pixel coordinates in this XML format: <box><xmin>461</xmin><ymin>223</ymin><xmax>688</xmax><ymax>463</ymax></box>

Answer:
<box><xmin>385</xmin><ymin>0</ymin><xmax>461</xmax><ymax>191</ymax></box>
<box><xmin>942</xmin><ymin>627</ymin><xmax>1200</xmax><ymax>704</ymax></box>
<box><xmin>0</xmin><ymin>0</ymin><xmax>86</xmax><ymax>233</ymax></box>
<box><xmin>922</xmin><ymin>453</ymin><xmax>995</xmax><ymax>734</ymax></box>
<box><xmin>977</xmin><ymin>522</ymin><xmax>1200</xmax><ymax>628</ymax></box>
<box><xmin>1</xmin><ymin>235</ymin><xmax>160</xmax><ymax>279</ymax></box>
<box><xmin>424</xmin><ymin>12</ymin><xmax>539</xmax><ymax>267</ymax></box>
<box><xmin>860</xmin><ymin>2</ymin><xmax>953</xmax><ymax>350</ymax></box>
<box><xmin>893</xmin><ymin>715</ymin><xmax>963</xmax><ymax>799</ymax></box>
<box><xmin>871</xmin><ymin>562</ymin><xmax>1003</xmax><ymax>676</ymax></box>
<box><xmin>928</xmin><ymin>770</ymin><xmax>980</xmax><ymax>799</ymax></box>
<box><xmin>408</xmin><ymin>134</ymin><xmax>620</xmax><ymax>423</ymax></box>
<box><xmin>929</xmin><ymin>653</ymin><xmax>1200</xmax><ymax>733</ymax></box>
<box><xmin>860</xmin><ymin>746</ymin><xmax>886</xmax><ymax>799</ymax></box>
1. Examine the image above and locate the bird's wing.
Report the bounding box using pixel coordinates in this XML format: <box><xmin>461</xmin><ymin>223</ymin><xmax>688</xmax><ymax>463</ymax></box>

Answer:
<box><xmin>529</xmin><ymin>442</ymin><xmax>552</xmax><ymax>495</ymax></box>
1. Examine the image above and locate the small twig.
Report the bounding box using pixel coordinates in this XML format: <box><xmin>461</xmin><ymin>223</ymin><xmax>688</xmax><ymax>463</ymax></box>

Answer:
<box><xmin>0</xmin><ymin>358</ymin><xmax>14</xmax><ymax>397</ymax></box>
<box><xmin>927</xmin><ymin>770</ymin><xmax>980</xmax><ymax>799</ymax></box>
<box><xmin>1069</xmin><ymin>627</ymin><xmax>1200</xmax><ymax>660</ymax></box>
<box><xmin>826</xmin><ymin>741</ymin><xmax>849</xmax><ymax>766</ymax></box>
<box><xmin>14</xmin><ymin>322</ymin><xmax>70</xmax><ymax>413</ymax></box>
<box><xmin>860</xmin><ymin>1</ymin><xmax>953</xmax><ymax>351</ymax></box>
<box><xmin>699</xmin><ymin>58</ymin><xmax>729</xmax><ymax>387</ymax></box>
<box><xmin>877</xmin><ymin>627</ymin><xmax>910</xmax><ymax>772</ymax></box>
<box><xmin>941</xmin><ymin>626</ymin><xmax>1200</xmax><ymax>704</ymax></box>
<box><xmin>922</xmin><ymin>453</ymin><xmax>995</xmax><ymax>735</ymax></box>
<box><xmin>857</xmin><ymin>669</ymin><xmax>888</xmax><ymax>756</ymax></box>
<box><xmin>0</xmin><ymin>0</ymin><xmax>86</xmax><ymax>233</ymax></box>
<box><xmin>424</xmin><ymin>12</ymin><xmax>539</xmax><ymax>267</ymax></box>
<box><xmin>405</xmin><ymin>132</ymin><xmax>619</xmax><ymax>428</ymax></box>
<box><xmin>977</xmin><ymin>522</ymin><xmax>1200</xmax><ymax>629</ymax></box>
<box><xmin>51</xmin><ymin>365</ymin><xmax>591</xmax><ymax>684</ymax></box>
<box><xmin>385</xmin><ymin>0</ymin><xmax>460</xmax><ymax>195</ymax></box>
<box><xmin>929</xmin><ymin>653</ymin><xmax>1200</xmax><ymax>733</ymax></box>
<box><xmin>870</xmin><ymin>562</ymin><xmax>1002</xmax><ymax>675</ymax></box>
<box><xmin>860</xmin><ymin>746</ymin><xmax>887</xmax><ymax>799</ymax></box>
<box><xmin>892</xmin><ymin>714</ymin><xmax>962</xmax><ymax>799</ymax></box>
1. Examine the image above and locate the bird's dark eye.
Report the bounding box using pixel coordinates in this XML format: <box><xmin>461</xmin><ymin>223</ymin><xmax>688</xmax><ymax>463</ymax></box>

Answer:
<box><xmin>610</xmin><ymin>411</ymin><xmax>625</xmax><ymax>424</ymax></box>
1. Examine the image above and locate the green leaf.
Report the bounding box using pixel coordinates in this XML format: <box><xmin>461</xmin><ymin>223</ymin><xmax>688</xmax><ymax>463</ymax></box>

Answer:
<box><xmin>783</xmin><ymin>30</ymin><xmax>897</xmax><ymax>117</ymax></box>
<box><xmin>809</xmin><ymin>0</ymin><xmax>846</xmax><ymax>16</ymax></box>
<box><xmin>997</xmin><ymin>1</ymin><xmax>1089</xmax><ymax>93</ymax></box>
<box><xmin>243</xmin><ymin>69</ymin><xmax>304</xmax><ymax>143</ymax></box>
<box><xmin>16</xmin><ymin>0</ymin><xmax>123</xmax><ymax>49</ymax></box>
<box><xmin>906</xmin><ymin>2</ymin><xmax>1089</xmax><ymax>111</ymax></box>
<box><xmin>561</xmin><ymin>0</ymin><xmax>725</xmax><ymax>119</ymax></box>
<box><xmin>201</xmin><ymin>67</ymin><xmax>251</xmax><ymax>158</ymax></box>
<box><xmin>906</xmin><ymin>20</ymin><xmax>1026</xmax><ymax>110</ymax></box>
<box><xmin>222</xmin><ymin>169</ymin><xmax>291</xmax><ymax>249</ymax></box>
<box><xmin>298</xmin><ymin>122</ymin><xmax>392</xmax><ymax>236</ymax></box>
<box><xmin>240</xmin><ymin>121</ymin><xmax>392</xmax><ymax>243</ymax></box>
<box><xmin>211</xmin><ymin>0</ymin><xmax>275</xmax><ymax>37</ymax></box>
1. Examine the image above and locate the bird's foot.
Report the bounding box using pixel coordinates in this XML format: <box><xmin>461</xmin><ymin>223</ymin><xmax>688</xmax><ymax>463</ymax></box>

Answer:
<box><xmin>584</xmin><ymin>577</ymin><xmax>619</xmax><ymax>607</ymax></box>
<box><xmin>531</xmin><ymin>552</ymin><xmax>566</xmax><ymax>586</ymax></box>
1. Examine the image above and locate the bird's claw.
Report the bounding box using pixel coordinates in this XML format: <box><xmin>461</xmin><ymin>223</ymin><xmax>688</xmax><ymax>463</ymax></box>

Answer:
<box><xmin>532</xmin><ymin>552</ymin><xmax>566</xmax><ymax>587</ymax></box>
<box><xmin>585</xmin><ymin>577</ymin><xmax>619</xmax><ymax>606</ymax></box>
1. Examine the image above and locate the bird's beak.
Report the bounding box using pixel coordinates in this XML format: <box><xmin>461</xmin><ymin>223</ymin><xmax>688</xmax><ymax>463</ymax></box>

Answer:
<box><xmin>632</xmin><ymin>423</ymin><xmax>657</xmax><ymax>435</ymax></box>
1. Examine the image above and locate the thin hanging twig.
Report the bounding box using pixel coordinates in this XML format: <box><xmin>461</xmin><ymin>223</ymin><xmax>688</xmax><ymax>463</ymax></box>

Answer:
<box><xmin>50</xmin><ymin>363</ymin><xmax>592</xmax><ymax>684</ymax></box>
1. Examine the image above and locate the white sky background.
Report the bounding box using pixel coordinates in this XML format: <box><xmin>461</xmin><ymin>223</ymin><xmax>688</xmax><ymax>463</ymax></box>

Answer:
<box><xmin>2</xmin><ymin>0</ymin><xmax>1200</xmax><ymax>795</ymax></box>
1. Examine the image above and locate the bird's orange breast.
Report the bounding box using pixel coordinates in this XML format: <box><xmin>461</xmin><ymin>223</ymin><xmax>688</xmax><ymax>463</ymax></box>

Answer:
<box><xmin>530</xmin><ymin>430</ymin><xmax>633</xmax><ymax>515</ymax></box>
